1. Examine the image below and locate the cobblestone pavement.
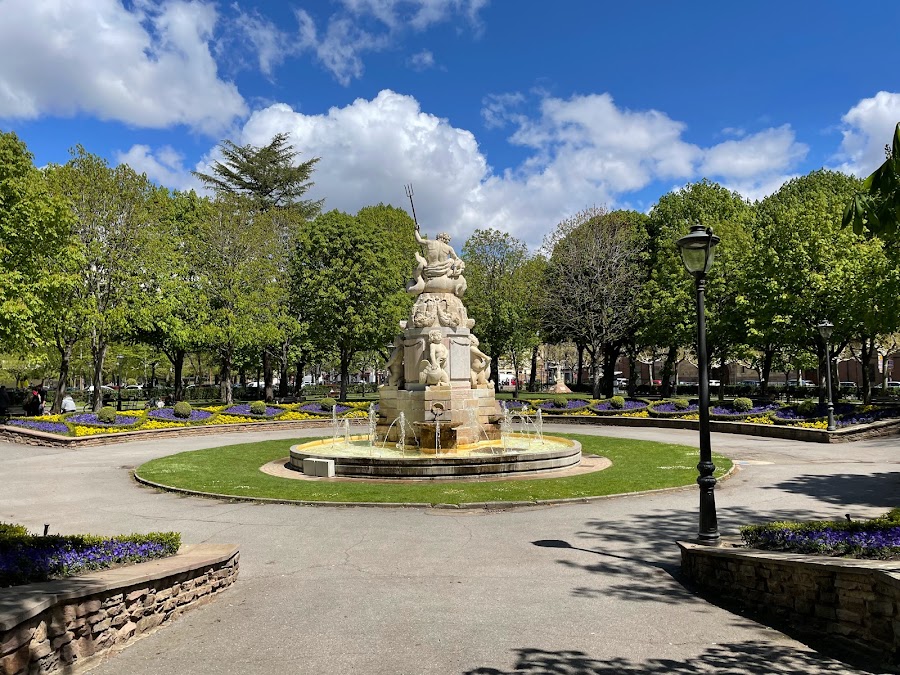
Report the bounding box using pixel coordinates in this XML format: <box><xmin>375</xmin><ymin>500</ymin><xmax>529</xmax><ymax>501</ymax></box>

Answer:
<box><xmin>1</xmin><ymin>425</ymin><xmax>896</xmax><ymax>674</ymax></box>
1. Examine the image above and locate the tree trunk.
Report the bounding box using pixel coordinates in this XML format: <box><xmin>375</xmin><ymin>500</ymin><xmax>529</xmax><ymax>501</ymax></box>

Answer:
<box><xmin>718</xmin><ymin>355</ymin><xmax>726</xmax><ymax>402</ymax></box>
<box><xmin>602</xmin><ymin>342</ymin><xmax>621</xmax><ymax>398</ymax></box>
<box><xmin>339</xmin><ymin>348</ymin><xmax>351</xmax><ymax>401</ymax></box>
<box><xmin>294</xmin><ymin>354</ymin><xmax>306</xmax><ymax>396</ymax></box>
<box><xmin>576</xmin><ymin>345</ymin><xmax>584</xmax><ymax>387</ymax></box>
<box><xmin>760</xmin><ymin>346</ymin><xmax>775</xmax><ymax>398</ymax></box>
<box><xmin>860</xmin><ymin>337</ymin><xmax>871</xmax><ymax>404</ymax></box>
<box><xmin>52</xmin><ymin>340</ymin><xmax>74</xmax><ymax>414</ymax></box>
<box><xmin>627</xmin><ymin>347</ymin><xmax>638</xmax><ymax>398</ymax></box>
<box><xmin>263</xmin><ymin>351</ymin><xmax>274</xmax><ymax>402</ymax></box>
<box><xmin>659</xmin><ymin>345</ymin><xmax>677</xmax><ymax>397</ymax></box>
<box><xmin>528</xmin><ymin>345</ymin><xmax>538</xmax><ymax>392</ymax></box>
<box><xmin>90</xmin><ymin>339</ymin><xmax>108</xmax><ymax>412</ymax></box>
<box><xmin>491</xmin><ymin>356</ymin><xmax>500</xmax><ymax>394</ymax></box>
<box><xmin>279</xmin><ymin>341</ymin><xmax>290</xmax><ymax>398</ymax></box>
<box><xmin>220</xmin><ymin>351</ymin><xmax>233</xmax><ymax>404</ymax></box>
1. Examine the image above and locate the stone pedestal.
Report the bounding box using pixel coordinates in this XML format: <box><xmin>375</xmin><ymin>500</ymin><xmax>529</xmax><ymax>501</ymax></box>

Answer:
<box><xmin>378</xmin><ymin>383</ymin><xmax>500</xmax><ymax>450</ymax></box>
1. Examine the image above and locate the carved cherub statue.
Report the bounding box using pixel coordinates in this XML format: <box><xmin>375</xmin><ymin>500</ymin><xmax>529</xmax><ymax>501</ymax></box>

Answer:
<box><xmin>418</xmin><ymin>329</ymin><xmax>450</xmax><ymax>386</ymax></box>
<box><xmin>469</xmin><ymin>335</ymin><xmax>491</xmax><ymax>387</ymax></box>
<box><xmin>385</xmin><ymin>335</ymin><xmax>404</xmax><ymax>387</ymax></box>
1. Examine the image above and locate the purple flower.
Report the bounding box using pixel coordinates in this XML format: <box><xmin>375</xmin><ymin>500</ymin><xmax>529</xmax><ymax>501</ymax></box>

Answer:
<box><xmin>7</xmin><ymin>420</ymin><xmax>69</xmax><ymax>435</ymax></box>
<box><xmin>592</xmin><ymin>400</ymin><xmax>647</xmax><ymax>412</ymax></box>
<box><xmin>538</xmin><ymin>399</ymin><xmax>589</xmax><ymax>411</ymax></box>
<box><xmin>711</xmin><ymin>403</ymin><xmax>780</xmax><ymax>416</ymax></box>
<box><xmin>652</xmin><ymin>402</ymin><xmax>699</xmax><ymax>413</ymax></box>
<box><xmin>149</xmin><ymin>408</ymin><xmax>213</xmax><ymax>422</ymax></box>
<box><xmin>67</xmin><ymin>412</ymin><xmax>141</xmax><ymax>426</ymax></box>
<box><xmin>299</xmin><ymin>402</ymin><xmax>352</xmax><ymax>415</ymax></box>
<box><xmin>223</xmin><ymin>404</ymin><xmax>285</xmax><ymax>417</ymax></box>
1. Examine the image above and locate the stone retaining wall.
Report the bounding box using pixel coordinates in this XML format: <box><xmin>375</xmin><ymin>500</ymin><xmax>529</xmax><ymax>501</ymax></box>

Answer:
<box><xmin>545</xmin><ymin>414</ymin><xmax>900</xmax><ymax>443</ymax></box>
<box><xmin>0</xmin><ymin>544</ymin><xmax>238</xmax><ymax>675</ymax></box>
<box><xmin>679</xmin><ymin>540</ymin><xmax>900</xmax><ymax>669</ymax></box>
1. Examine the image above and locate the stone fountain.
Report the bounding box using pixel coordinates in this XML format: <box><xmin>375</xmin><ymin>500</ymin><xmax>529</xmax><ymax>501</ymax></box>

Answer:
<box><xmin>377</xmin><ymin>227</ymin><xmax>500</xmax><ymax>451</ymax></box>
<box><xmin>288</xmin><ymin>225</ymin><xmax>581</xmax><ymax>479</ymax></box>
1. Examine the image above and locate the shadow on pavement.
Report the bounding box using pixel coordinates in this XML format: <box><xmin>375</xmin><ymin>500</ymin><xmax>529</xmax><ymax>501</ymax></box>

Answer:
<box><xmin>765</xmin><ymin>472</ymin><xmax>900</xmax><ymax>510</ymax></box>
<box><xmin>463</xmin><ymin>642</ymin><xmax>869</xmax><ymax>674</ymax></box>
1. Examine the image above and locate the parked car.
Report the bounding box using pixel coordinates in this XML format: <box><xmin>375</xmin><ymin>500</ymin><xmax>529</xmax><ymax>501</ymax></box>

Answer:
<box><xmin>887</xmin><ymin>381</ymin><xmax>900</xmax><ymax>389</ymax></box>
<box><xmin>86</xmin><ymin>385</ymin><xmax>115</xmax><ymax>393</ymax></box>
<box><xmin>125</xmin><ymin>384</ymin><xmax>143</xmax><ymax>390</ymax></box>
<box><xmin>839</xmin><ymin>381</ymin><xmax>857</xmax><ymax>388</ymax></box>
<box><xmin>709</xmin><ymin>379</ymin><xmax>721</xmax><ymax>387</ymax></box>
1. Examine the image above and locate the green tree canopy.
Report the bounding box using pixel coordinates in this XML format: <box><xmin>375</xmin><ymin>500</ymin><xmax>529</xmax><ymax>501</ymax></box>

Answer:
<box><xmin>193</xmin><ymin>132</ymin><xmax>323</xmax><ymax>218</ymax></box>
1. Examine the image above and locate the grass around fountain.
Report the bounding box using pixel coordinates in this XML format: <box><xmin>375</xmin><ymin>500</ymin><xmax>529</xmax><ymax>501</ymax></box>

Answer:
<box><xmin>134</xmin><ymin>434</ymin><xmax>731</xmax><ymax>505</ymax></box>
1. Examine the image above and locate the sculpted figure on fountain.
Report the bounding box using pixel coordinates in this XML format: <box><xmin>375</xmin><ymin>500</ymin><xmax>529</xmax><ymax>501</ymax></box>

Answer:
<box><xmin>469</xmin><ymin>335</ymin><xmax>492</xmax><ymax>387</ymax></box>
<box><xmin>407</xmin><ymin>229</ymin><xmax>467</xmax><ymax>298</ymax></box>
<box><xmin>418</xmin><ymin>330</ymin><xmax>450</xmax><ymax>385</ymax></box>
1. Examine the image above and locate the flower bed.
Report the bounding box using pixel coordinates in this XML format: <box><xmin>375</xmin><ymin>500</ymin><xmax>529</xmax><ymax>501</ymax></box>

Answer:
<box><xmin>66</xmin><ymin>412</ymin><xmax>144</xmax><ymax>427</ymax></box>
<box><xmin>7</xmin><ymin>419</ymin><xmax>70</xmax><ymax>434</ymax></box>
<box><xmin>648</xmin><ymin>401</ymin><xmax>699</xmax><ymax>417</ymax></box>
<box><xmin>536</xmin><ymin>399</ymin><xmax>591</xmax><ymax>413</ymax></box>
<box><xmin>772</xmin><ymin>402</ymin><xmax>856</xmax><ymax>425</ymax></box>
<box><xmin>589</xmin><ymin>399</ymin><xmax>648</xmax><ymax>416</ymax></box>
<box><xmin>148</xmin><ymin>407</ymin><xmax>214</xmax><ymax>423</ymax></box>
<box><xmin>223</xmin><ymin>404</ymin><xmax>286</xmax><ymax>418</ymax></box>
<box><xmin>298</xmin><ymin>402</ymin><xmax>353</xmax><ymax>416</ymax></box>
<box><xmin>0</xmin><ymin>524</ymin><xmax>181</xmax><ymax>587</ymax></box>
<box><xmin>709</xmin><ymin>402</ymin><xmax>781</xmax><ymax>421</ymax></box>
<box><xmin>740</xmin><ymin>509</ymin><xmax>900</xmax><ymax>560</ymax></box>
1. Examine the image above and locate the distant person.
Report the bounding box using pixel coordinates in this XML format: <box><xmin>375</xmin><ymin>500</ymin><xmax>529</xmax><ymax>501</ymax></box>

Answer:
<box><xmin>60</xmin><ymin>393</ymin><xmax>77</xmax><ymax>413</ymax></box>
<box><xmin>0</xmin><ymin>386</ymin><xmax>9</xmax><ymax>418</ymax></box>
<box><xmin>26</xmin><ymin>388</ymin><xmax>41</xmax><ymax>416</ymax></box>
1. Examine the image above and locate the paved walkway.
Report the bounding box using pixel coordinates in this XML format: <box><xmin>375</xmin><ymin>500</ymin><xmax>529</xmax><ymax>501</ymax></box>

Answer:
<box><xmin>1</xmin><ymin>425</ymin><xmax>897</xmax><ymax>674</ymax></box>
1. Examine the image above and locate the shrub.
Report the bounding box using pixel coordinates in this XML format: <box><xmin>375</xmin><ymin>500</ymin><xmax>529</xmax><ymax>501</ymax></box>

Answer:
<box><xmin>548</xmin><ymin>395</ymin><xmax>568</xmax><ymax>409</ymax></box>
<box><xmin>0</xmin><ymin>523</ymin><xmax>28</xmax><ymax>539</ymax></box>
<box><xmin>319</xmin><ymin>397</ymin><xmax>337</xmax><ymax>411</ymax></box>
<box><xmin>97</xmin><ymin>406</ymin><xmax>117</xmax><ymax>423</ymax></box>
<box><xmin>249</xmin><ymin>400</ymin><xmax>267</xmax><ymax>415</ymax></box>
<box><xmin>797</xmin><ymin>399</ymin><xmax>818</xmax><ymax>416</ymax></box>
<box><xmin>732</xmin><ymin>397</ymin><xmax>753</xmax><ymax>412</ymax></box>
<box><xmin>173</xmin><ymin>401</ymin><xmax>193</xmax><ymax>419</ymax></box>
<box><xmin>126</xmin><ymin>377</ymin><xmax>137</xmax><ymax>386</ymax></box>
<box><xmin>609</xmin><ymin>395</ymin><xmax>626</xmax><ymax>409</ymax></box>
<box><xmin>673</xmin><ymin>399</ymin><xmax>690</xmax><ymax>410</ymax></box>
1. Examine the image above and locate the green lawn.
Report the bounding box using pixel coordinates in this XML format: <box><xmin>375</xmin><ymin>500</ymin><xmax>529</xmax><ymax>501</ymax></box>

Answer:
<box><xmin>134</xmin><ymin>434</ymin><xmax>731</xmax><ymax>505</ymax></box>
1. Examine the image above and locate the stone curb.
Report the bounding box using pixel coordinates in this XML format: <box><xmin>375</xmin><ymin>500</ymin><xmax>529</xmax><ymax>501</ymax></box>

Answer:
<box><xmin>132</xmin><ymin>462</ymin><xmax>738</xmax><ymax>510</ymax></box>
<box><xmin>0</xmin><ymin>544</ymin><xmax>238</xmax><ymax>632</ymax></box>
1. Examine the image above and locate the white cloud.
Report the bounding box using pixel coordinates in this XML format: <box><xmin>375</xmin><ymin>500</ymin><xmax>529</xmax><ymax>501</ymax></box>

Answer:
<box><xmin>115</xmin><ymin>144</ymin><xmax>202</xmax><ymax>192</ymax></box>
<box><xmin>295</xmin><ymin>0</ymin><xmax>485</xmax><ymax>84</ymax></box>
<box><xmin>481</xmin><ymin>92</ymin><xmax>525</xmax><ymax>129</ymax></box>
<box><xmin>232</xmin><ymin>7</ymin><xmax>291</xmax><ymax>77</ymax></box>
<box><xmin>836</xmin><ymin>91</ymin><xmax>900</xmax><ymax>175</ymax></box>
<box><xmin>0</xmin><ymin>0</ymin><xmax>247</xmax><ymax>134</ymax></box>
<box><xmin>700</xmin><ymin>125</ymin><xmax>808</xmax><ymax>180</ymax></box>
<box><xmin>408</xmin><ymin>49</ymin><xmax>436</xmax><ymax>71</ymax></box>
<box><xmin>172</xmin><ymin>90</ymin><xmax>809</xmax><ymax>249</ymax></box>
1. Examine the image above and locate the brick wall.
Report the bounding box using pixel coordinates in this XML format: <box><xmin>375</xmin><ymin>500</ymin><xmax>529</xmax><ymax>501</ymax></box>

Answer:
<box><xmin>679</xmin><ymin>541</ymin><xmax>900</xmax><ymax>669</ymax></box>
<box><xmin>0</xmin><ymin>545</ymin><xmax>238</xmax><ymax>675</ymax></box>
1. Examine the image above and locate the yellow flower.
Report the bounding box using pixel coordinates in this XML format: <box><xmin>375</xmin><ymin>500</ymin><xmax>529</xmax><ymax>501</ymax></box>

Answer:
<box><xmin>794</xmin><ymin>420</ymin><xmax>828</xmax><ymax>429</ymax></box>
<box><xmin>278</xmin><ymin>411</ymin><xmax>317</xmax><ymax>421</ymax></box>
<box><xmin>342</xmin><ymin>409</ymin><xmax>369</xmax><ymax>418</ymax></box>
<box><xmin>140</xmin><ymin>419</ymin><xmax>188</xmax><ymax>430</ymax></box>
<box><xmin>200</xmin><ymin>405</ymin><xmax>228</xmax><ymax>412</ymax></box>
<box><xmin>744</xmin><ymin>415</ymin><xmax>775</xmax><ymax>425</ymax></box>
<box><xmin>619</xmin><ymin>410</ymin><xmax>649</xmax><ymax>418</ymax></box>
<box><xmin>72</xmin><ymin>425</ymin><xmax>124</xmax><ymax>436</ymax></box>
<box><xmin>680</xmin><ymin>413</ymin><xmax>700</xmax><ymax>420</ymax></box>
<box><xmin>213</xmin><ymin>414</ymin><xmax>260</xmax><ymax>424</ymax></box>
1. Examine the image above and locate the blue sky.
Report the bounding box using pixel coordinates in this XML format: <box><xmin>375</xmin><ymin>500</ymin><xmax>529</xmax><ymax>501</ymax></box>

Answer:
<box><xmin>2</xmin><ymin>0</ymin><xmax>899</xmax><ymax>247</ymax></box>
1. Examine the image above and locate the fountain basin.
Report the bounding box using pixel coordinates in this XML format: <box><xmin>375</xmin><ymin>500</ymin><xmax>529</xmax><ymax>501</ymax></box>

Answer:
<box><xmin>288</xmin><ymin>433</ymin><xmax>582</xmax><ymax>480</ymax></box>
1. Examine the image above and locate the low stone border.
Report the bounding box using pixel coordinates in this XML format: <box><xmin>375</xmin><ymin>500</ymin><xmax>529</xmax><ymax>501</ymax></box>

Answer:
<box><xmin>0</xmin><ymin>418</ymin><xmax>346</xmax><ymax>447</ymax></box>
<box><xmin>3</xmin><ymin>412</ymin><xmax>898</xmax><ymax>447</ymax></box>
<box><xmin>541</xmin><ymin>414</ymin><xmax>900</xmax><ymax>443</ymax></box>
<box><xmin>0</xmin><ymin>544</ymin><xmax>239</xmax><ymax>675</ymax></box>
<box><xmin>679</xmin><ymin>540</ymin><xmax>900</xmax><ymax>670</ymax></box>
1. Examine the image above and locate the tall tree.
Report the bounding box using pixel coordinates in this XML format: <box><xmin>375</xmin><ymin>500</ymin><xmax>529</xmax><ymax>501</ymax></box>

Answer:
<box><xmin>192</xmin><ymin>195</ymin><xmax>280</xmax><ymax>404</ymax></box>
<box><xmin>543</xmin><ymin>207</ymin><xmax>648</xmax><ymax>398</ymax></box>
<box><xmin>292</xmin><ymin>208</ymin><xmax>414</xmax><ymax>400</ymax></box>
<box><xmin>195</xmin><ymin>133</ymin><xmax>322</xmax><ymax>400</ymax></box>
<box><xmin>462</xmin><ymin>229</ymin><xmax>539</xmax><ymax>393</ymax></box>
<box><xmin>0</xmin><ymin>131</ymin><xmax>73</xmax><ymax>353</ymax></box>
<box><xmin>47</xmin><ymin>147</ymin><xmax>160</xmax><ymax>410</ymax></box>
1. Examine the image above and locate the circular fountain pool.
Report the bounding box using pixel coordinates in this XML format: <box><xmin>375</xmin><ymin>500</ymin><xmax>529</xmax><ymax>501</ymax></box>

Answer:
<box><xmin>288</xmin><ymin>433</ymin><xmax>582</xmax><ymax>480</ymax></box>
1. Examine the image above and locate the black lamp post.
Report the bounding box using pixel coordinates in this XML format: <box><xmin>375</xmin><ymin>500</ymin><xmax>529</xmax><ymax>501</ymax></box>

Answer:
<box><xmin>818</xmin><ymin>320</ymin><xmax>836</xmax><ymax>431</ymax></box>
<box><xmin>676</xmin><ymin>223</ymin><xmax>721</xmax><ymax>545</ymax></box>
<box><xmin>116</xmin><ymin>355</ymin><xmax>123</xmax><ymax>412</ymax></box>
